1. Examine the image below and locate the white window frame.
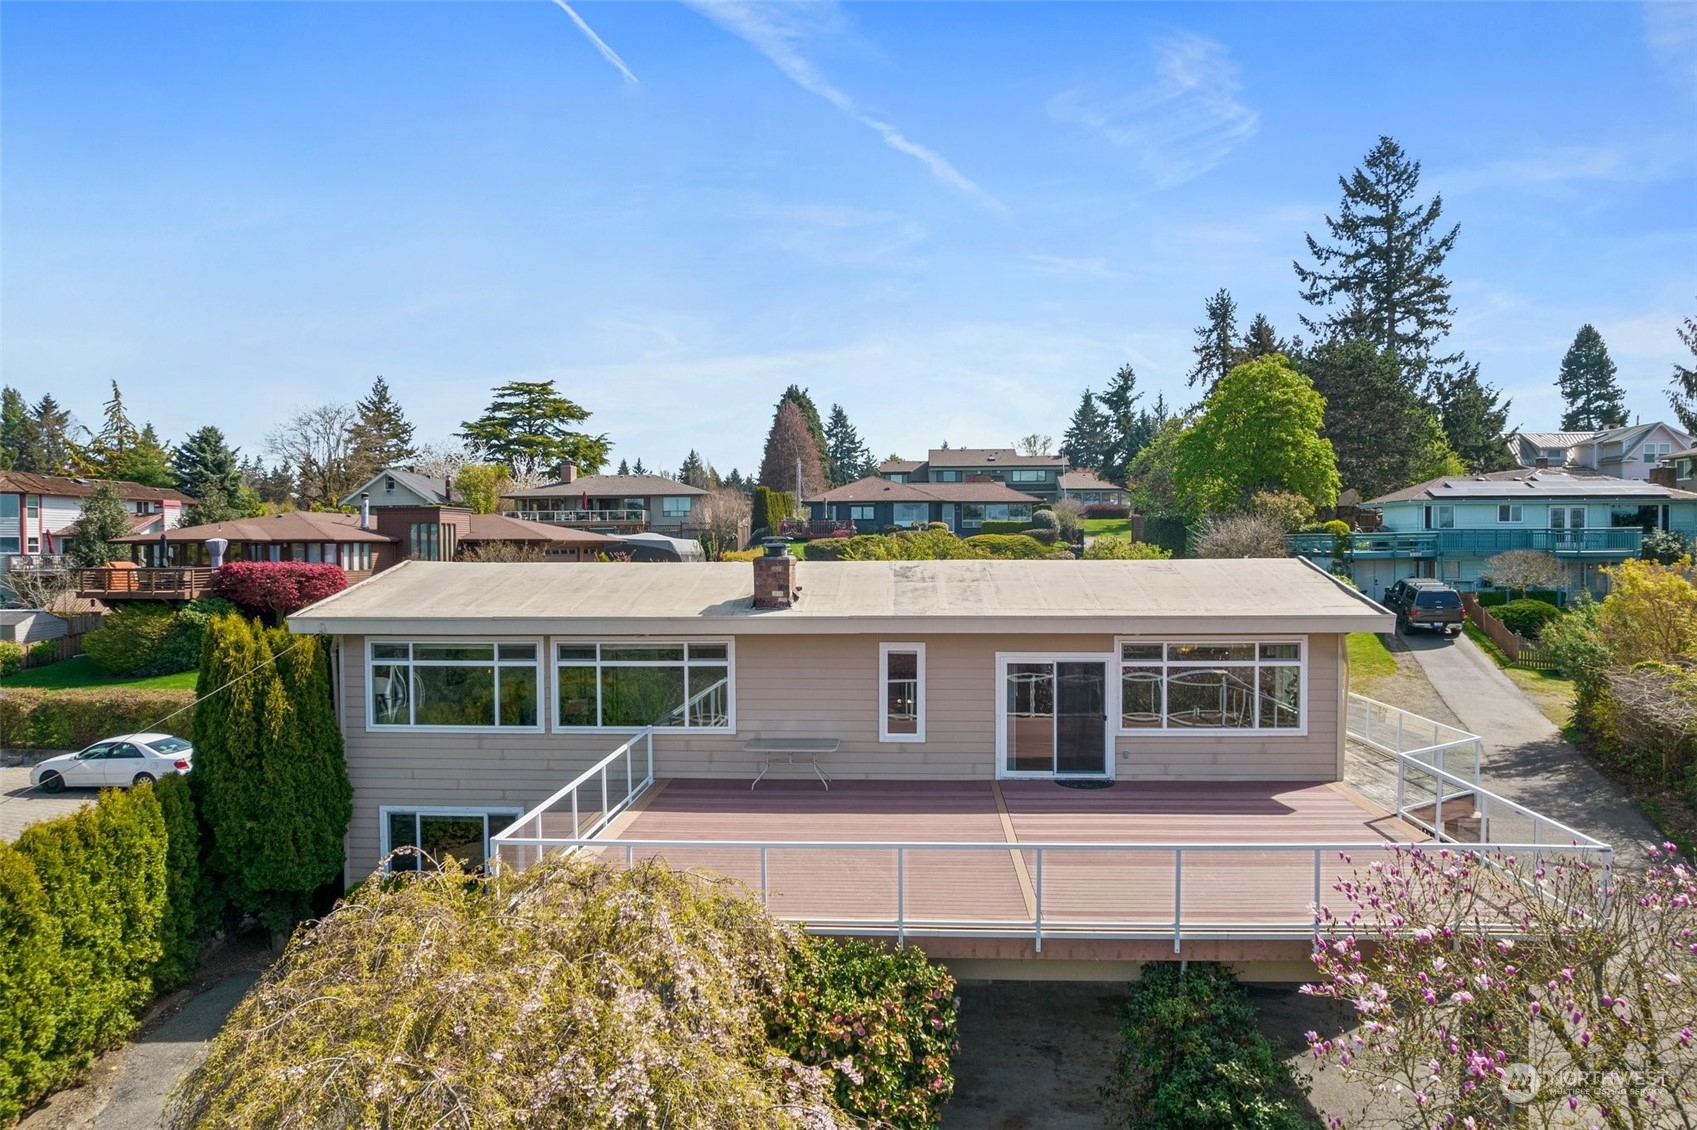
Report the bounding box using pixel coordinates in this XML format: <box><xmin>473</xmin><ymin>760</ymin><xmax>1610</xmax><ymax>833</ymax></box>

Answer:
<box><xmin>892</xmin><ymin>502</ymin><xmax>928</xmax><ymax>528</ymax></box>
<box><xmin>379</xmin><ymin>805</ymin><xmax>524</xmax><ymax>873</ymax></box>
<box><xmin>1497</xmin><ymin>504</ymin><xmax>1523</xmax><ymax>524</ymax></box>
<box><xmin>365</xmin><ymin>638</ymin><xmax>546</xmax><ymax>733</ymax></box>
<box><xmin>1008</xmin><ymin>469</ymin><xmax>1048</xmax><ymax>483</ymax></box>
<box><xmin>878</xmin><ymin>642</ymin><xmax>926</xmax><ymax>743</ymax></box>
<box><xmin>660</xmin><ymin>496</ymin><xmax>693</xmax><ymax>517</ymax></box>
<box><xmin>994</xmin><ymin>651</ymin><xmax>1116</xmax><ymax>780</ymax></box>
<box><xmin>1113</xmin><ymin>638</ymin><xmax>1308</xmax><ymax>737</ymax></box>
<box><xmin>551</xmin><ymin>639</ymin><xmax>735</xmax><ymax>734</ymax></box>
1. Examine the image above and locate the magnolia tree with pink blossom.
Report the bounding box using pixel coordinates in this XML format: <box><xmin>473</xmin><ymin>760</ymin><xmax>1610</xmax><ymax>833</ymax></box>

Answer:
<box><xmin>1303</xmin><ymin>845</ymin><xmax>1696</xmax><ymax>1129</ymax></box>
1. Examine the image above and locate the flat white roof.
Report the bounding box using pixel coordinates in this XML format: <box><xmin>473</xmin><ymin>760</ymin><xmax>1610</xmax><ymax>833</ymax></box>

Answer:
<box><xmin>288</xmin><ymin>557</ymin><xmax>1392</xmax><ymax>636</ymax></box>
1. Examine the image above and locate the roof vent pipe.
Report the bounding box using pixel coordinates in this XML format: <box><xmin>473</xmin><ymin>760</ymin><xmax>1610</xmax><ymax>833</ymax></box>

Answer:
<box><xmin>360</xmin><ymin>492</ymin><xmax>371</xmax><ymax>531</ymax></box>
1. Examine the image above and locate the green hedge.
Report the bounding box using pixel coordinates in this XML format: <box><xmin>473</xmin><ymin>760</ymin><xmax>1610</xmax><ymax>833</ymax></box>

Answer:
<box><xmin>1476</xmin><ymin>589</ymin><xmax>1564</xmax><ymax>609</ymax></box>
<box><xmin>1109</xmin><ymin>962</ymin><xmax>1313</xmax><ymax>1130</ymax></box>
<box><xmin>804</xmin><ymin>537</ymin><xmax>851</xmax><ymax>560</ymax></box>
<box><xmin>1496</xmin><ymin>598</ymin><xmax>1565</xmax><ymax>640</ymax></box>
<box><xmin>963</xmin><ymin>533</ymin><xmax>1055</xmax><ymax>559</ymax></box>
<box><xmin>768</xmin><ymin>937</ymin><xmax>960</xmax><ymax>1128</ymax></box>
<box><xmin>1</xmin><ymin>786</ymin><xmax>173</xmax><ymax>1121</ymax></box>
<box><xmin>977</xmin><ymin>520</ymin><xmax>1029</xmax><ymax>535</ymax></box>
<box><xmin>152</xmin><ymin>774</ymin><xmax>205</xmax><ymax>991</ymax></box>
<box><xmin>0</xmin><ymin>689</ymin><xmax>195</xmax><ymax>750</ymax></box>
<box><xmin>81</xmin><ymin>597</ymin><xmax>236</xmax><ymax>678</ymax></box>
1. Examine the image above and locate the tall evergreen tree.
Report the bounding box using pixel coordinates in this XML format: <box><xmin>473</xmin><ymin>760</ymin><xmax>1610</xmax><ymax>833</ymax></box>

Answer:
<box><xmin>631</xmin><ymin>458</ymin><xmax>648</xmax><ymax>475</ymax></box>
<box><xmin>108</xmin><ymin>423</ymin><xmax>175</xmax><ymax>487</ymax></box>
<box><xmin>65</xmin><ymin>483</ymin><xmax>130</xmax><ymax>567</ymax></box>
<box><xmin>1431</xmin><ymin>364</ymin><xmax>1516</xmax><ymax>473</ymax></box>
<box><xmin>757</xmin><ymin>401</ymin><xmax>827</xmax><ymax>496</ymax></box>
<box><xmin>18</xmin><ymin>395</ymin><xmax>78</xmax><ymax>474</ymax></box>
<box><xmin>84</xmin><ymin>381</ymin><xmax>141</xmax><ymax>476</ymax></box>
<box><xmin>0</xmin><ymin>387</ymin><xmax>32</xmax><ymax>470</ymax></box>
<box><xmin>347</xmin><ymin>377</ymin><xmax>417</xmax><ymax>481</ymax></box>
<box><xmin>777</xmin><ymin>385</ymin><xmax>828</xmax><ymax>468</ymax></box>
<box><xmin>174</xmin><ymin>426</ymin><xmax>245</xmax><ymax>501</ymax></box>
<box><xmin>1097</xmin><ymin>365</ymin><xmax>1146</xmax><ymax>485</ymax></box>
<box><xmin>823</xmin><ymin>404</ymin><xmax>873</xmax><ymax>486</ymax></box>
<box><xmin>194</xmin><ymin>618</ymin><xmax>352</xmax><ymax>931</ymax></box>
<box><xmin>1667</xmin><ymin>309</ymin><xmax>1697</xmax><ymax>433</ymax></box>
<box><xmin>617</xmin><ymin>458</ymin><xmax>631</xmax><ymax>475</ymax></box>
<box><xmin>1294</xmin><ymin>136</ymin><xmax>1460</xmax><ymax>382</ymax></box>
<box><xmin>1187</xmin><ymin>289</ymin><xmax>1240</xmax><ymax>392</ymax></box>
<box><xmin>1556</xmin><ymin>324</ymin><xmax>1627</xmax><ymax>430</ymax></box>
<box><xmin>1240</xmin><ymin>314</ymin><xmax>1294</xmax><ymax>361</ymax></box>
<box><xmin>1061</xmin><ymin>388</ymin><xmax>1111</xmax><ymax>473</ymax></box>
<box><xmin>459</xmin><ymin>380</ymin><xmax>608</xmax><ymax>477</ymax></box>
<box><xmin>678</xmin><ymin>450</ymin><xmax>710</xmax><ymax>489</ymax></box>
<box><xmin>1301</xmin><ymin>340</ymin><xmax>1462</xmax><ymax>498</ymax></box>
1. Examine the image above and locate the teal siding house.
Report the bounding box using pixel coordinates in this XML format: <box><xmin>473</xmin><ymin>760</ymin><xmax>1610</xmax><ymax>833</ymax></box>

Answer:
<box><xmin>1287</xmin><ymin>470</ymin><xmax>1697</xmax><ymax>602</ymax></box>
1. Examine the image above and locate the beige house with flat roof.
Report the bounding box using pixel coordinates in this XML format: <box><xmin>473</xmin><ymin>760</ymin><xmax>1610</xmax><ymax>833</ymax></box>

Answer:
<box><xmin>288</xmin><ymin>553</ymin><xmax>1612</xmax><ymax>976</ymax></box>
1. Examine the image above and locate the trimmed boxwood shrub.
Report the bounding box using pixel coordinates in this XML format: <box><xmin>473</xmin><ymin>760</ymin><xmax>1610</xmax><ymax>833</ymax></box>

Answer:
<box><xmin>805</xmin><ymin>537</ymin><xmax>851</xmax><ymax>560</ymax></box>
<box><xmin>977</xmin><ymin>520</ymin><xmax>1030</xmax><ymax>535</ymax></box>
<box><xmin>1477</xmin><ymin>589</ymin><xmax>1564</xmax><ymax>609</ymax></box>
<box><xmin>964</xmin><ymin>534</ymin><xmax>1055</xmax><ymax>559</ymax></box>
<box><xmin>0</xmin><ymin>689</ymin><xmax>195</xmax><ymax>750</ymax></box>
<box><xmin>1496</xmin><ymin>598</ymin><xmax>1564</xmax><ymax>640</ymax></box>
<box><xmin>1110</xmin><ymin>962</ymin><xmax>1312</xmax><ymax>1130</ymax></box>
<box><xmin>769</xmin><ymin>937</ymin><xmax>960</xmax><ymax>1128</ymax></box>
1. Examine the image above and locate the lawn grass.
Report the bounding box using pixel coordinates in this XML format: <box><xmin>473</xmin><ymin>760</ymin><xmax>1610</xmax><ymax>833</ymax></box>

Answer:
<box><xmin>1346</xmin><ymin>632</ymin><xmax>1397</xmax><ymax>682</ymax></box>
<box><xmin>4</xmin><ymin>655</ymin><xmax>198</xmax><ymax>692</ymax></box>
<box><xmin>1082</xmin><ymin>518</ymin><xmax>1132</xmax><ymax>537</ymax></box>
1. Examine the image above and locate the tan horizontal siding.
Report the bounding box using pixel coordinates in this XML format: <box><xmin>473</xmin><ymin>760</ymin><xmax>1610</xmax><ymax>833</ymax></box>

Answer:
<box><xmin>334</xmin><ymin>631</ymin><xmax>1348</xmax><ymax>881</ymax></box>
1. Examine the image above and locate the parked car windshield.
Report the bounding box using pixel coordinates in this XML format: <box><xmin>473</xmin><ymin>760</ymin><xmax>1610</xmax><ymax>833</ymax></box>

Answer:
<box><xmin>1414</xmin><ymin>591</ymin><xmax>1461</xmax><ymax>609</ymax></box>
<box><xmin>149</xmin><ymin>737</ymin><xmax>192</xmax><ymax>755</ymax></box>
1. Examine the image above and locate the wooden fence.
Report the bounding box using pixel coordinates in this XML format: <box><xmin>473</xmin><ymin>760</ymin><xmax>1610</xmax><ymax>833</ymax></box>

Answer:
<box><xmin>1460</xmin><ymin>594</ymin><xmax>1556</xmax><ymax>671</ymax></box>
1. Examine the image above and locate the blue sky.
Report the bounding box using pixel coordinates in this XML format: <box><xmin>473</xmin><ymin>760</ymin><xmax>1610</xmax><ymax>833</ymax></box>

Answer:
<box><xmin>4</xmin><ymin>1</ymin><xmax>1694</xmax><ymax>476</ymax></box>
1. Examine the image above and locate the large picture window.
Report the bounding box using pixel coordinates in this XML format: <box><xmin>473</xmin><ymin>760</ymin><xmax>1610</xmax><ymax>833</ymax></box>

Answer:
<box><xmin>1118</xmin><ymin>641</ymin><xmax>1303</xmax><ymax>732</ymax></box>
<box><xmin>555</xmin><ymin>642</ymin><xmax>732</xmax><ymax>731</ymax></box>
<box><xmin>369</xmin><ymin>642</ymin><xmax>540</xmax><ymax>729</ymax></box>
<box><xmin>383</xmin><ymin>807</ymin><xmax>521</xmax><ymax>873</ymax></box>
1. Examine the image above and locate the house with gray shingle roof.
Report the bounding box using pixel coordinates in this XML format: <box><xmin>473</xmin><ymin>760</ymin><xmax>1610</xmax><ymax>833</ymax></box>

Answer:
<box><xmin>1505</xmin><ymin>421</ymin><xmax>1690</xmax><ymax>480</ymax></box>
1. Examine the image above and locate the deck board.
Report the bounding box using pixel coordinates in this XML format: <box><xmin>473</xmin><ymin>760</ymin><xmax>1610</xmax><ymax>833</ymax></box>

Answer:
<box><xmin>568</xmin><ymin>778</ymin><xmax>1413</xmax><ymax>935</ymax></box>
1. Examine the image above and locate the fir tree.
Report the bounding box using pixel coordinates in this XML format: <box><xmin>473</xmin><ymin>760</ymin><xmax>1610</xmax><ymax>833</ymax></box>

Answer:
<box><xmin>19</xmin><ymin>395</ymin><xmax>79</xmax><ymax>474</ymax></box>
<box><xmin>85</xmin><ymin>381</ymin><xmax>141</xmax><ymax>475</ymax></box>
<box><xmin>1240</xmin><ymin>314</ymin><xmax>1294</xmax><ymax>361</ymax></box>
<box><xmin>1295</xmin><ymin>136</ymin><xmax>1461</xmax><ymax>382</ymax></box>
<box><xmin>1062</xmin><ymin>388</ymin><xmax>1110</xmax><ymax>473</ymax></box>
<box><xmin>347</xmin><ymin>377</ymin><xmax>417</xmax><ymax>480</ymax></box>
<box><xmin>1431</xmin><ymin>364</ymin><xmax>1516</xmax><ymax>473</ymax></box>
<box><xmin>1301</xmin><ymin>340</ymin><xmax>1462</xmax><ymax>498</ymax></box>
<box><xmin>65</xmin><ymin>483</ymin><xmax>130</xmax><ymax>567</ymax></box>
<box><xmin>458</xmin><ymin>380</ymin><xmax>609</xmax><ymax>477</ymax></box>
<box><xmin>777</xmin><ymin>385</ymin><xmax>829</xmax><ymax>468</ymax></box>
<box><xmin>758</xmin><ymin>401</ymin><xmax>827</xmax><ymax>496</ymax></box>
<box><xmin>617</xmin><ymin>458</ymin><xmax>631</xmax><ymax>475</ymax></box>
<box><xmin>823</xmin><ymin>404</ymin><xmax>873</xmax><ymax>486</ymax></box>
<box><xmin>108</xmin><ymin>423</ymin><xmax>175</xmax><ymax>487</ymax></box>
<box><xmin>631</xmin><ymin>458</ymin><xmax>648</xmax><ymax>475</ymax></box>
<box><xmin>1556</xmin><ymin>324</ymin><xmax>1627</xmax><ymax>430</ymax></box>
<box><xmin>174</xmin><ymin>425</ymin><xmax>245</xmax><ymax>501</ymax></box>
<box><xmin>1667</xmin><ymin>309</ymin><xmax>1697</xmax><ymax>433</ymax></box>
<box><xmin>180</xmin><ymin>485</ymin><xmax>249</xmax><ymax>527</ymax></box>
<box><xmin>1188</xmin><ymin>289</ymin><xmax>1240</xmax><ymax>392</ymax></box>
<box><xmin>1097</xmin><ymin>365</ymin><xmax>1146</xmax><ymax>485</ymax></box>
<box><xmin>678</xmin><ymin>450</ymin><xmax>710</xmax><ymax>489</ymax></box>
<box><xmin>0</xmin><ymin>387</ymin><xmax>32</xmax><ymax>470</ymax></box>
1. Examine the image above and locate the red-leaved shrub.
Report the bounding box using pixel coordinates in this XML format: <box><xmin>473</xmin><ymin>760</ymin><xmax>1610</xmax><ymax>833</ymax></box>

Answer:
<box><xmin>1082</xmin><ymin>503</ymin><xmax>1130</xmax><ymax>519</ymax></box>
<box><xmin>210</xmin><ymin>562</ymin><xmax>347</xmax><ymax>622</ymax></box>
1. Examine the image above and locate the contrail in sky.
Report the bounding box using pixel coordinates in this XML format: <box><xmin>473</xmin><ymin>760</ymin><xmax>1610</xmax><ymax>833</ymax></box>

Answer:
<box><xmin>550</xmin><ymin>0</ymin><xmax>639</xmax><ymax>85</ymax></box>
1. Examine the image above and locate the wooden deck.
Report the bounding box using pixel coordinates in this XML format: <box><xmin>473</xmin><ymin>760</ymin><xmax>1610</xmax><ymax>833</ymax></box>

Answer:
<box><xmin>549</xmin><ymin>779</ymin><xmax>1423</xmax><ymax>943</ymax></box>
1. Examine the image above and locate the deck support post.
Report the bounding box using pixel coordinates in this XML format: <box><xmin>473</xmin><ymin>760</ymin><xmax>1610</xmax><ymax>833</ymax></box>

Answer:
<box><xmin>1033</xmin><ymin>849</ymin><xmax>1043</xmax><ymax>953</ymax></box>
<box><xmin>760</xmin><ymin>847</ymin><xmax>769</xmax><ymax>908</ymax></box>
<box><xmin>896</xmin><ymin>847</ymin><xmax>905</xmax><ymax>947</ymax></box>
<box><xmin>1312</xmin><ymin>848</ymin><xmax>1323</xmax><ymax>954</ymax></box>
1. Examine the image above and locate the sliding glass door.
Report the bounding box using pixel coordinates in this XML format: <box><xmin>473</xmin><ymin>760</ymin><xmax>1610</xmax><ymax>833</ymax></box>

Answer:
<box><xmin>1001</xmin><ymin>657</ymin><xmax>1110</xmax><ymax>777</ymax></box>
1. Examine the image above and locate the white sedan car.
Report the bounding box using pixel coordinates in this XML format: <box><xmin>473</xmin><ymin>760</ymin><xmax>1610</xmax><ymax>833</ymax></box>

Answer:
<box><xmin>31</xmin><ymin>733</ymin><xmax>194</xmax><ymax>792</ymax></box>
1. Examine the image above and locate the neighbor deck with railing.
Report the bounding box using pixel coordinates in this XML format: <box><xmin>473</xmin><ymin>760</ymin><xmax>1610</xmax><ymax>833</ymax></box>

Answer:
<box><xmin>1285</xmin><ymin>527</ymin><xmax>1648</xmax><ymax>560</ymax></box>
<box><xmin>490</xmin><ymin>693</ymin><xmax>1611</xmax><ymax>950</ymax></box>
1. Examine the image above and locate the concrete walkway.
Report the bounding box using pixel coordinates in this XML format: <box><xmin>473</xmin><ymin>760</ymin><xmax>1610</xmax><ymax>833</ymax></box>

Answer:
<box><xmin>1399</xmin><ymin>632</ymin><xmax>1661</xmax><ymax>865</ymax></box>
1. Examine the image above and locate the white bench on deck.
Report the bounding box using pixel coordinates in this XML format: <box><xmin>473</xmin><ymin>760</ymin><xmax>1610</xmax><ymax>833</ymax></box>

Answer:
<box><xmin>745</xmin><ymin>736</ymin><xmax>839</xmax><ymax>790</ymax></box>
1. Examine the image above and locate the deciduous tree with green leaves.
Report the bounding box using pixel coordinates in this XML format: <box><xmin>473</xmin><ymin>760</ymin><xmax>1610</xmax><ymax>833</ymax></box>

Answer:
<box><xmin>1557</xmin><ymin>323</ymin><xmax>1628</xmax><ymax>430</ymax></box>
<box><xmin>1173</xmin><ymin>355</ymin><xmax>1340</xmax><ymax>517</ymax></box>
<box><xmin>458</xmin><ymin>380</ymin><xmax>609</xmax><ymax>478</ymax></box>
<box><xmin>451</xmin><ymin>463</ymin><xmax>512</xmax><ymax>514</ymax></box>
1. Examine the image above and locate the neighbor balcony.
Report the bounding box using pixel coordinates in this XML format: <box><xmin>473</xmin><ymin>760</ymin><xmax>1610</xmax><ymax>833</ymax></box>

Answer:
<box><xmin>491</xmin><ymin>694</ymin><xmax>1610</xmax><ymax>962</ymax></box>
<box><xmin>1286</xmin><ymin>526</ymin><xmax>1648</xmax><ymax>561</ymax></box>
<box><xmin>76</xmin><ymin>565</ymin><xmax>217</xmax><ymax>601</ymax></box>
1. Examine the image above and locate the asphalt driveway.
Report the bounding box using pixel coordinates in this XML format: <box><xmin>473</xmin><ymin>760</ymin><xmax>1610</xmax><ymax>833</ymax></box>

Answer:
<box><xmin>1398</xmin><ymin>631</ymin><xmax>1661</xmax><ymax>865</ymax></box>
<box><xmin>0</xmin><ymin>763</ymin><xmax>95</xmax><ymax>843</ymax></box>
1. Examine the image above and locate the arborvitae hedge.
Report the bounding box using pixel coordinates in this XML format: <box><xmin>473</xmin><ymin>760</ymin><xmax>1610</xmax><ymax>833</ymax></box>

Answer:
<box><xmin>0</xmin><ymin>689</ymin><xmax>194</xmax><ymax>751</ymax></box>
<box><xmin>194</xmin><ymin>616</ymin><xmax>351</xmax><ymax>931</ymax></box>
<box><xmin>1</xmin><ymin>786</ymin><xmax>173</xmax><ymax>1121</ymax></box>
<box><xmin>152</xmin><ymin>774</ymin><xmax>204</xmax><ymax>991</ymax></box>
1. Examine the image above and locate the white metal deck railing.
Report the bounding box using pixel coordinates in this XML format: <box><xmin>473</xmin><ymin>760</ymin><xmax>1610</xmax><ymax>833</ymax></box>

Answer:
<box><xmin>488</xmin><ymin>692</ymin><xmax>1612</xmax><ymax>947</ymax></box>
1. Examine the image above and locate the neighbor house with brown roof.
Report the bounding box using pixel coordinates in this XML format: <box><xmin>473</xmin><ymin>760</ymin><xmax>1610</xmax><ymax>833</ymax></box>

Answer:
<box><xmin>1</xmin><ymin>471</ymin><xmax>194</xmax><ymax>598</ymax></box>
<box><xmin>501</xmin><ymin>466</ymin><xmax>710</xmax><ymax>538</ymax></box>
<box><xmin>806</xmin><ymin>476</ymin><xmax>1042</xmax><ymax>534</ymax></box>
<box><xmin>877</xmin><ymin>447</ymin><xmax>1066</xmax><ymax>502</ymax></box>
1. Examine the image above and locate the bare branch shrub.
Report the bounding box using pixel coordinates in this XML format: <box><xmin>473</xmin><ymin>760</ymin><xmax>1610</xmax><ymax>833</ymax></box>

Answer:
<box><xmin>1191</xmin><ymin>512</ymin><xmax>1288</xmax><ymax>558</ymax></box>
<box><xmin>458</xmin><ymin>540</ymin><xmax>545</xmax><ymax>563</ymax></box>
<box><xmin>1480</xmin><ymin>550</ymin><xmax>1565</xmax><ymax>594</ymax></box>
<box><xmin>695</xmin><ymin>488</ymin><xmax>752</xmax><ymax>559</ymax></box>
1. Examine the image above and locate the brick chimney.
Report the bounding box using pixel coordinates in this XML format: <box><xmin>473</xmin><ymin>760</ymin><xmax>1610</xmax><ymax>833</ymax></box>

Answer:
<box><xmin>558</xmin><ymin>462</ymin><xmax>578</xmax><ymax>484</ymax></box>
<box><xmin>752</xmin><ymin>539</ymin><xmax>798</xmax><ymax>609</ymax></box>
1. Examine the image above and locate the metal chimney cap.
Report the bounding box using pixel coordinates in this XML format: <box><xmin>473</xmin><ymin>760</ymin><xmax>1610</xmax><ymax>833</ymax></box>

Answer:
<box><xmin>760</xmin><ymin>537</ymin><xmax>793</xmax><ymax>558</ymax></box>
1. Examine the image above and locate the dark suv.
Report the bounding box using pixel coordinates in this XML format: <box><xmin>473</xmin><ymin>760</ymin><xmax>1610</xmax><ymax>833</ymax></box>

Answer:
<box><xmin>1384</xmin><ymin>579</ymin><xmax>1465</xmax><ymax>636</ymax></box>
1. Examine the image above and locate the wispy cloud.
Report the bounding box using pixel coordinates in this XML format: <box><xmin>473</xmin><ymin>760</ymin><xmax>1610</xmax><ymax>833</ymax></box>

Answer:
<box><xmin>1645</xmin><ymin>1</ymin><xmax>1697</xmax><ymax>99</ymax></box>
<box><xmin>1025</xmin><ymin>253</ymin><xmax>1115</xmax><ymax>279</ymax></box>
<box><xmin>1438</xmin><ymin>142</ymin><xmax>1692</xmax><ymax>196</ymax></box>
<box><xmin>549</xmin><ymin>0</ymin><xmax>639</xmax><ymax>85</ymax></box>
<box><xmin>1048</xmin><ymin>34</ymin><xmax>1257</xmax><ymax>187</ymax></box>
<box><xmin>752</xmin><ymin>203</ymin><xmax>927</xmax><ymax>265</ymax></box>
<box><xmin>682</xmin><ymin>1</ymin><xmax>1005</xmax><ymax>215</ymax></box>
